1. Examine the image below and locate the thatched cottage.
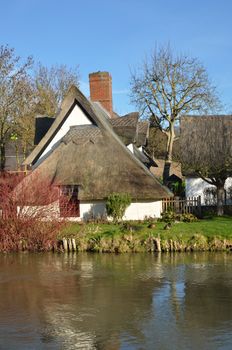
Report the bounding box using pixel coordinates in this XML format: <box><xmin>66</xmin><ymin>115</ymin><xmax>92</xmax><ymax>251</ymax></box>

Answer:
<box><xmin>22</xmin><ymin>72</ymin><xmax>172</xmax><ymax>220</ymax></box>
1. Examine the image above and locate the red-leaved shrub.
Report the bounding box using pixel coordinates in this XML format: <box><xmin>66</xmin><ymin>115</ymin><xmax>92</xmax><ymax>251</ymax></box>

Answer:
<box><xmin>0</xmin><ymin>173</ymin><xmax>69</xmax><ymax>252</ymax></box>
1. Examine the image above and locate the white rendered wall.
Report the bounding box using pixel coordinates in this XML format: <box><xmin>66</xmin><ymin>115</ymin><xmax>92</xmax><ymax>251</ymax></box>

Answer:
<box><xmin>123</xmin><ymin>201</ymin><xmax>162</xmax><ymax>220</ymax></box>
<box><xmin>39</xmin><ymin>104</ymin><xmax>92</xmax><ymax>160</ymax></box>
<box><xmin>127</xmin><ymin>144</ymin><xmax>134</xmax><ymax>153</ymax></box>
<box><xmin>79</xmin><ymin>200</ymin><xmax>162</xmax><ymax>221</ymax></box>
<box><xmin>17</xmin><ymin>201</ymin><xmax>60</xmax><ymax>219</ymax></box>
<box><xmin>127</xmin><ymin>144</ymin><xmax>143</xmax><ymax>154</ymax></box>
<box><xmin>80</xmin><ymin>202</ymin><xmax>107</xmax><ymax>221</ymax></box>
<box><xmin>18</xmin><ymin>200</ymin><xmax>163</xmax><ymax>221</ymax></box>
<box><xmin>186</xmin><ymin>177</ymin><xmax>232</xmax><ymax>204</ymax></box>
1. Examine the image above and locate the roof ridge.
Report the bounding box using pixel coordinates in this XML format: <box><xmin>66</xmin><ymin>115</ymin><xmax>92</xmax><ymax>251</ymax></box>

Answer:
<box><xmin>69</xmin><ymin>124</ymin><xmax>98</xmax><ymax>129</ymax></box>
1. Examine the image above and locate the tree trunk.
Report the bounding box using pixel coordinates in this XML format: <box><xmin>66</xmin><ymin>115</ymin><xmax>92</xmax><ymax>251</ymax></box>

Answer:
<box><xmin>216</xmin><ymin>184</ymin><xmax>225</xmax><ymax>216</ymax></box>
<box><xmin>0</xmin><ymin>143</ymin><xmax>6</xmax><ymax>171</ymax></box>
<box><xmin>163</xmin><ymin>161</ymin><xmax>171</xmax><ymax>185</ymax></box>
<box><xmin>15</xmin><ymin>143</ymin><xmax>20</xmax><ymax>170</ymax></box>
<box><xmin>23</xmin><ymin>142</ymin><xmax>27</xmax><ymax>160</ymax></box>
<box><xmin>163</xmin><ymin>126</ymin><xmax>175</xmax><ymax>185</ymax></box>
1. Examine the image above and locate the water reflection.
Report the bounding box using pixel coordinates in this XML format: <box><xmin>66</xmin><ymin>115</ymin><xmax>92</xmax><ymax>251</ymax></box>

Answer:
<box><xmin>0</xmin><ymin>253</ymin><xmax>232</xmax><ymax>349</ymax></box>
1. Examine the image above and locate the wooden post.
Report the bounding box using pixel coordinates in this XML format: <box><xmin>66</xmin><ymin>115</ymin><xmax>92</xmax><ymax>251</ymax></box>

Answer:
<box><xmin>197</xmin><ymin>196</ymin><xmax>202</xmax><ymax>217</ymax></box>
<box><xmin>68</xmin><ymin>239</ymin><xmax>73</xmax><ymax>252</ymax></box>
<box><xmin>72</xmin><ymin>238</ymin><xmax>76</xmax><ymax>251</ymax></box>
<box><xmin>154</xmin><ymin>238</ymin><xmax>161</xmax><ymax>252</ymax></box>
<box><xmin>169</xmin><ymin>239</ymin><xmax>173</xmax><ymax>252</ymax></box>
<box><xmin>62</xmin><ymin>238</ymin><xmax>68</xmax><ymax>252</ymax></box>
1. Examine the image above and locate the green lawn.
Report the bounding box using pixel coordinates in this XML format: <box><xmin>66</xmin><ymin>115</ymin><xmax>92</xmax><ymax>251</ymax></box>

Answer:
<box><xmin>158</xmin><ymin>216</ymin><xmax>232</xmax><ymax>240</ymax></box>
<box><xmin>59</xmin><ymin>216</ymin><xmax>232</xmax><ymax>252</ymax></box>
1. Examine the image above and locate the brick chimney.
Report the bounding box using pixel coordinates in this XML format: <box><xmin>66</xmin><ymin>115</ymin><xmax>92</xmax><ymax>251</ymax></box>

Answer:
<box><xmin>89</xmin><ymin>71</ymin><xmax>113</xmax><ymax>117</ymax></box>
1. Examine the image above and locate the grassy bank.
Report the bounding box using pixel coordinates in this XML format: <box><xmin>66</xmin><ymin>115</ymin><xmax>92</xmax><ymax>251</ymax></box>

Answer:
<box><xmin>58</xmin><ymin>216</ymin><xmax>232</xmax><ymax>253</ymax></box>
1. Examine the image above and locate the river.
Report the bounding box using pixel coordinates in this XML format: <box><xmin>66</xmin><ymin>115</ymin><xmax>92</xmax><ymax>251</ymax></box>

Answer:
<box><xmin>0</xmin><ymin>252</ymin><xmax>232</xmax><ymax>349</ymax></box>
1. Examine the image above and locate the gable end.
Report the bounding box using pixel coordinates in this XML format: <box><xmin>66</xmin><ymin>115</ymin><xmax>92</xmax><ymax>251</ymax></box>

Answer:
<box><xmin>33</xmin><ymin>100</ymin><xmax>97</xmax><ymax>165</ymax></box>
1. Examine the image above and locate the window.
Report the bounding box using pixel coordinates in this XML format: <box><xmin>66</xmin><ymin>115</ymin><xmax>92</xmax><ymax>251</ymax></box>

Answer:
<box><xmin>59</xmin><ymin>185</ymin><xmax>80</xmax><ymax>217</ymax></box>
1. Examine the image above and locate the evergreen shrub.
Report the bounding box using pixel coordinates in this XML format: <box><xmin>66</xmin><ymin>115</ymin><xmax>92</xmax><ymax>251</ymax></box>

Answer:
<box><xmin>106</xmin><ymin>193</ymin><xmax>131</xmax><ymax>223</ymax></box>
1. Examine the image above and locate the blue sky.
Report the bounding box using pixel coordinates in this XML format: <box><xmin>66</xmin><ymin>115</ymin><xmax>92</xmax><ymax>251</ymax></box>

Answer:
<box><xmin>1</xmin><ymin>0</ymin><xmax>232</xmax><ymax>115</ymax></box>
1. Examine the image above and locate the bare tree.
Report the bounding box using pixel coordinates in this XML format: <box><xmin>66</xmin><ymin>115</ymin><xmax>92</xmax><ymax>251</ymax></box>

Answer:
<box><xmin>0</xmin><ymin>45</ymin><xmax>80</xmax><ymax>171</ymax></box>
<box><xmin>130</xmin><ymin>45</ymin><xmax>220</xmax><ymax>184</ymax></box>
<box><xmin>180</xmin><ymin>116</ymin><xmax>232</xmax><ymax>216</ymax></box>
<box><xmin>34</xmin><ymin>63</ymin><xmax>80</xmax><ymax>117</ymax></box>
<box><xmin>11</xmin><ymin>110</ymin><xmax>36</xmax><ymax>163</ymax></box>
<box><xmin>11</xmin><ymin>63</ymin><xmax>81</xmax><ymax>164</ymax></box>
<box><xmin>146</xmin><ymin>126</ymin><xmax>180</xmax><ymax>161</ymax></box>
<box><xmin>0</xmin><ymin>45</ymin><xmax>33</xmax><ymax>170</ymax></box>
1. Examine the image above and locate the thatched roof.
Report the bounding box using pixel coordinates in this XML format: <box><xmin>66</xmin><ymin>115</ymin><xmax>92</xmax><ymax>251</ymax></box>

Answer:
<box><xmin>110</xmin><ymin>112</ymin><xmax>138</xmax><ymax>145</ymax></box>
<box><xmin>151</xmin><ymin>159</ymin><xmax>183</xmax><ymax>180</ymax></box>
<box><xmin>180</xmin><ymin>115</ymin><xmax>232</xmax><ymax>176</ymax></box>
<box><xmin>110</xmin><ymin>113</ymin><xmax>149</xmax><ymax>147</ymax></box>
<box><xmin>22</xmin><ymin>85</ymin><xmax>172</xmax><ymax>201</ymax></box>
<box><xmin>137</xmin><ymin>121</ymin><xmax>149</xmax><ymax>146</ymax></box>
<box><xmin>110</xmin><ymin>113</ymin><xmax>138</xmax><ymax>127</ymax></box>
<box><xmin>21</xmin><ymin>127</ymin><xmax>171</xmax><ymax>200</ymax></box>
<box><xmin>24</xmin><ymin>89</ymin><xmax>149</xmax><ymax>167</ymax></box>
<box><xmin>133</xmin><ymin>146</ymin><xmax>157</xmax><ymax>169</ymax></box>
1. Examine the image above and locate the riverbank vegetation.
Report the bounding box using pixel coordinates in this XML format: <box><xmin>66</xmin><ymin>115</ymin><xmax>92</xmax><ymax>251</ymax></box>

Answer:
<box><xmin>59</xmin><ymin>216</ymin><xmax>232</xmax><ymax>253</ymax></box>
<box><xmin>1</xmin><ymin>213</ymin><xmax>232</xmax><ymax>253</ymax></box>
<box><xmin>1</xmin><ymin>172</ymin><xmax>232</xmax><ymax>253</ymax></box>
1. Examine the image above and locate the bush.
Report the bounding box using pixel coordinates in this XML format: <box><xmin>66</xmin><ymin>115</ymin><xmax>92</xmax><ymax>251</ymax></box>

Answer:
<box><xmin>106</xmin><ymin>193</ymin><xmax>131</xmax><ymax>223</ymax></box>
<box><xmin>159</xmin><ymin>208</ymin><xmax>198</xmax><ymax>223</ymax></box>
<box><xmin>180</xmin><ymin>213</ymin><xmax>198</xmax><ymax>222</ymax></box>
<box><xmin>159</xmin><ymin>208</ymin><xmax>177</xmax><ymax>223</ymax></box>
<box><xmin>0</xmin><ymin>175</ymin><xmax>69</xmax><ymax>252</ymax></box>
<box><xmin>170</xmin><ymin>180</ymin><xmax>185</xmax><ymax>197</ymax></box>
<box><xmin>120</xmin><ymin>222</ymin><xmax>143</xmax><ymax>232</ymax></box>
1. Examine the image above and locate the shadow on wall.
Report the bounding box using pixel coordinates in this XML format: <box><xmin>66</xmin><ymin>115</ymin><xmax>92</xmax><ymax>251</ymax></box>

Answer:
<box><xmin>82</xmin><ymin>202</ymin><xmax>107</xmax><ymax>221</ymax></box>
